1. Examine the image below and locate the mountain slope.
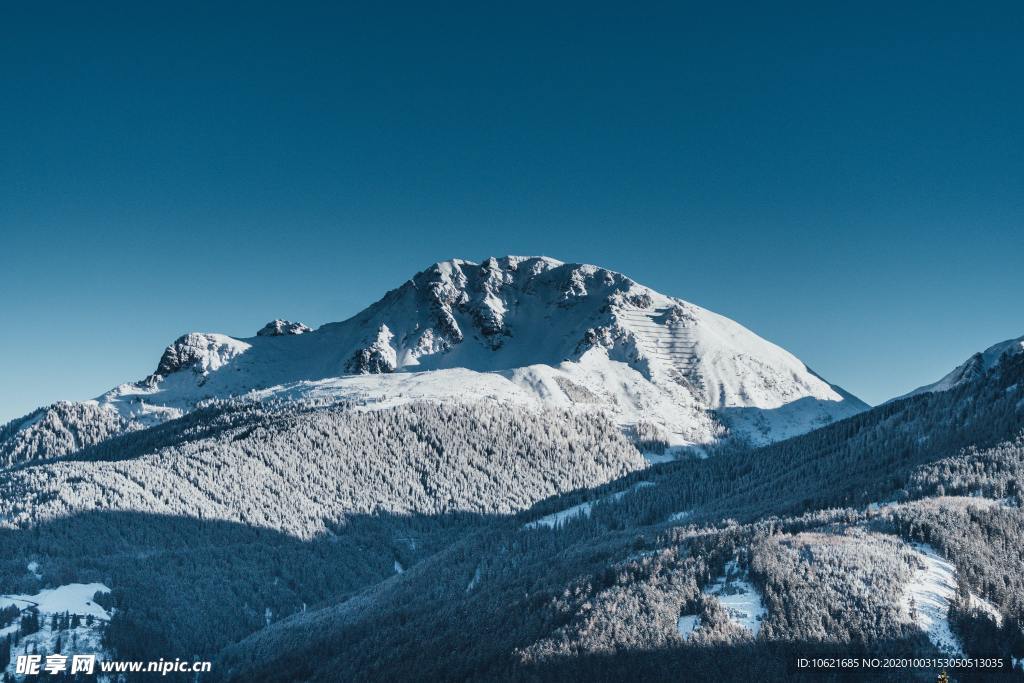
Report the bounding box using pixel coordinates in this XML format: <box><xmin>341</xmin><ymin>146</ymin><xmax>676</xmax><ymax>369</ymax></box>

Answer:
<box><xmin>0</xmin><ymin>402</ymin><xmax>645</xmax><ymax>536</ymax></box>
<box><xmin>901</xmin><ymin>334</ymin><xmax>1024</xmax><ymax>398</ymax></box>
<box><xmin>0</xmin><ymin>400</ymin><xmax>645</xmax><ymax>663</ymax></box>
<box><xmin>0</xmin><ymin>256</ymin><xmax>867</xmax><ymax>465</ymax></box>
<box><xmin>213</xmin><ymin>342</ymin><xmax>1024</xmax><ymax>683</ymax></box>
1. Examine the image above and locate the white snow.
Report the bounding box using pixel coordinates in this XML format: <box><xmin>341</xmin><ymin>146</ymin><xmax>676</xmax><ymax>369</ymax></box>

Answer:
<box><xmin>26</xmin><ymin>561</ymin><xmax>41</xmax><ymax>579</ymax></box>
<box><xmin>257</xmin><ymin>357</ymin><xmax>728</xmax><ymax>451</ymax></box>
<box><xmin>393</xmin><ymin>560</ymin><xmax>404</xmax><ymax>574</ymax></box>
<box><xmin>157</xmin><ymin>332</ymin><xmax>252</xmax><ymax>377</ymax></box>
<box><xmin>0</xmin><ymin>583</ymin><xmax>111</xmax><ymax>620</ymax></box>
<box><xmin>899</xmin><ymin>544</ymin><xmax>1002</xmax><ymax>655</ymax></box>
<box><xmin>676</xmin><ymin>614</ymin><xmax>700</xmax><ymax>638</ymax></box>
<box><xmin>706</xmin><ymin>565</ymin><xmax>768</xmax><ymax>635</ymax></box>
<box><xmin>257</xmin><ymin>320</ymin><xmax>311</xmax><ymax>337</ymax></box>
<box><xmin>900</xmin><ymin>544</ymin><xmax>964</xmax><ymax>656</ymax></box>
<box><xmin>968</xmin><ymin>593</ymin><xmax>1003</xmax><ymax>626</ymax></box>
<box><xmin>7</xmin><ymin>256</ymin><xmax>868</xmax><ymax>461</ymax></box>
<box><xmin>677</xmin><ymin>560</ymin><xmax>767</xmax><ymax>640</ymax></box>
<box><xmin>522</xmin><ymin>500</ymin><xmax>594</xmax><ymax>530</ymax></box>
<box><xmin>2</xmin><ymin>583</ymin><xmax>113</xmax><ymax>680</ymax></box>
<box><xmin>522</xmin><ymin>482</ymin><xmax>655</xmax><ymax>530</ymax></box>
<box><xmin>642</xmin><ymin>452</ymin><xmax>676</xmax><ymax>464</ymax></box>
<box><xmin>466</xmin><ymin>566</ymin><xmax>481</xmax><ymax>592</ymax></box>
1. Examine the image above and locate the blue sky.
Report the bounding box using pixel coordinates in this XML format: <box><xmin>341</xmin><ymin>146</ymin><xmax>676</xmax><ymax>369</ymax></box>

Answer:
<box><xmin>1</xmin><ymin>1</ymin><xmax>1022</xmax><ymax>422</ymax></box>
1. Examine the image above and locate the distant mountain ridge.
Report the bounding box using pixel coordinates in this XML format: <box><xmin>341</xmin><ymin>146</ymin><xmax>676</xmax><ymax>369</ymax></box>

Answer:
<box><xmin>0</xmin><ymin>256</ymin><xmax>868</xmax><ymax>465</ymax></box>
<box><xmin>900</xmin><ymin>334</ymin><xmax>1024</xmax><ymax>399</ymax></box>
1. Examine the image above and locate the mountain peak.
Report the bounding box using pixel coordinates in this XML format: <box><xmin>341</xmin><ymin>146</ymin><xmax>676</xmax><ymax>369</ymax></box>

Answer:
<box><xmin>429</xmin><ymin>255</ymin><xmax>565</xmax><ymax>273</ymax></box>
<box><xmin>1</xmin><ymin>256</ymin><xmax>869</xmax><ymax>464</ymax></box>
<box><xmin>154</xmin><ymin>333</ymin><xmax>251</xmax><ymax>379</ymax></box>
<box><xmin>257</xmin><ymin>320</ymin><xmax>312</xmax><ymax>337</ymax></box>
<box><xmin>136</xmin><ymin>256</ymin><xmax>866</xmax><ymax>447</ymax></box>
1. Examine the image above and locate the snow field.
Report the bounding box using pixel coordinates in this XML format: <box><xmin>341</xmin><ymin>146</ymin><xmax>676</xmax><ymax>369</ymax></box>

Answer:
<box><xmin>677</xmin><ymin>560</ymin><xmax>767</xmax><ymax>639</ymax></box>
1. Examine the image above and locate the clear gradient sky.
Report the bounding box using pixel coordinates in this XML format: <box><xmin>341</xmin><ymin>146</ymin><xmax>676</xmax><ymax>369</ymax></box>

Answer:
<box><xmin>2</xmin><ymin>2</ymin><xmax>1022</xmax><ymax>422</ymax></box>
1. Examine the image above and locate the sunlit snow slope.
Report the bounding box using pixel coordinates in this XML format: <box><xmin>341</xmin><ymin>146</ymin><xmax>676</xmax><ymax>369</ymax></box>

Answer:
<box><xmin>1</xmin><ymin>256</ymin><xmax>867</xmax><ymax>463</ymax></box>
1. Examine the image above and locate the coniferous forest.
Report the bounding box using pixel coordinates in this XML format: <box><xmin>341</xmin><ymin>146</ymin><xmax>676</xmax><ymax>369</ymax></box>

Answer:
<box><xmin>0</xmin><ymin>348</ymin><xmax>1022</xmax><ymax>681</ymax></box>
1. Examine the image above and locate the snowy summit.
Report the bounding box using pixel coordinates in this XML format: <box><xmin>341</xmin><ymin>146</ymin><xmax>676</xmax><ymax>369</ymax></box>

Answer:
<box><xmin>1</xmin><ymin>256</ymin><xmax>868</xmax><ymax>464</ymax></box>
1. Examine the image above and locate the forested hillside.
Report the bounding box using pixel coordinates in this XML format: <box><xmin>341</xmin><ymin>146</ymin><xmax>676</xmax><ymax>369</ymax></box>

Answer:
<box><xmin>214</xmin><ymin>350</ymin><xmax>1024</xmax><ymax>682</ymax></box>
<box><xmin>0</xmin><ymin>402</ymin><xmax>643</xmax><ymax>667</ymax></box>
<box><xmin>3</xmin><ymin>330</ymin><xmax>1022</xmax><ymax>681</ymax></box>
<box><xmin>0</xmin><ymin>401</ymin><xmax>138</xmax><ymax>468</ymax></box>
<box><xmin>1</xmin><ymin>401</ymin><xmax>644</xmax><ymax>534</ymax></box>
<box><xmin>599</xmin><ymin>349</ymin><xmax>1024</xmax><ymax>527</ymax></box>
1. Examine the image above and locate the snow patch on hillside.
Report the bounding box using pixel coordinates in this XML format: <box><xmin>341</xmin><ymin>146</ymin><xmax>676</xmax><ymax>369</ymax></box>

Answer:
<box><xmin>2</xmin><ymin>583</ymin><xmax>112</xmax><ymax>680</ymax></box>
<box><xmin>707</xmin><ymin>562</ymin><xmax>767</xmax><ymax>635</ymax></box>
<box><xmin>1</xmin><ymin>583</ymin><xmax>111</xmax><ymax>619</ymax></box>
<box><xmin>523</xmin><ymin>482</ymin><xmax>655</xmax><ymax>530</ymax></box>
<box><xmin>677</xmin><ymin>560</ymin><xmax>767</xmax><ymax>639</ymax></box>
<box><xmin>899</xmin><ymin>544</ymin><xmax>1002</xmax><ymax>656</ymax></box>
<box><xmin>466</xmin><ymin>566</ymin><xmax>482</xmax><ymax>593</ymax></box>
<box><xmin>900</xmin><ymin>544</ymin><xmax>963</xmax><ymax>656</ymax></box>
<box><xmin>676</xmin><ymin>614</ymin><xmax>700</xmax><ymax>638</ymax></box>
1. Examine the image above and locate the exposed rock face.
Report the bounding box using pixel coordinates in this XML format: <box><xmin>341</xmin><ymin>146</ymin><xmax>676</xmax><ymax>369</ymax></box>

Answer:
<box><xmin>257</xmin><ymin>320</ymin><xmax>312</xmax><ymax>337</ymax></box>
<box><xmin>468</xmin><ymin>257</ymin><xmax>510</xmax><ymax>342</ymax></box>
<box><xmin>355</xmin><ymin>256</ymin><xmax>592</xmax><ymax>363</ymax></box>
<box><xmin>155</xmin><ymin>333</ymin><xmax>252</xmax><ymax>377</ymax></box>
<box><xmin>346</xmin><ymin>325</ymin><xmax>397</xmax><ymax>374</ymax></box>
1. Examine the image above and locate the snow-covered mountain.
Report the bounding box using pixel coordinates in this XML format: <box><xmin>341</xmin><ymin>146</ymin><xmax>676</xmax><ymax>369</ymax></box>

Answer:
<box><xmin>900</xmin><ymin>334</ymin><xmax>1024</xmax><ymax>399</ymax></box>
<box><xmin>1</xmin><ymin>256</ymin><xmax>867</xmax><ymax>464</ymax></box>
